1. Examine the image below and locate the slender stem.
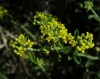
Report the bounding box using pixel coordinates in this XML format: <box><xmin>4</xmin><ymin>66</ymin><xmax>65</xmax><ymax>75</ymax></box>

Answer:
<box><xmin>77</xmin><ymin>53</ymin><xmax>99</xmax><ymax>60</ymax></box>
<box><xmin>91</xmin><ymin>8</ymin><xmax>100</xmax><ymax>23</ymax></box>
<box><xmin>28</xmin><ymin>46</ymin><xmax>99</xmax><ymax>60</ymax></box>
<box><xmin>27</xmin><ymin>48</ymin><xmax>41</xmax><ymax>51</ymax></box>
<box><xmin>51</xmin><ymin>47</ymin><xmax>62</xmax><ymax>51</ymax></box>
<box><xmin>91</xmin><ymin>9</ymin><xmax>99</xmax><ymax>18</ymax></box>
<box><xmin>21</xmin><ymin>25</ymin><xmax>36</xmax><ymax>41</ymax></box>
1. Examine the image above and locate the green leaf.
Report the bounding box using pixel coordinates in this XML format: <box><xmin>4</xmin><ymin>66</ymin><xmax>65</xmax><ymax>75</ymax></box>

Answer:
<box><xmin>73</xmin><ymin>49</ymin><xmax>78</xmax><ymax>54</ymax></box>
<box><xmin>59</xmin><ymin>46</ymin><xmax>72</xmax><ymax>54</ymax></box>
<box><xmin>88</xmin><ymin>15</ymin><xmax>100</xmax><ymax>22</ymax></box>
<box><xmin>11</xmin><ymin>20</ymin><xmax>19</xmax><ymax>29</ymax></box>
<box><xmin>79</xmin><ymin>3</ymin><xmax>83</xmax><ymax>8</ymax></box>
<box><xmin>74</xmin><ymin>55</ymin><xmax>81</xmax><ymax>64</ymax></box>
<box><xmin>85</xmin><ymin>59</ymin><xmax>92</xmax><ymax>67</ymax></box>
<box><xmin>94</xmin><ymin>27</ymin><xmax>100</xmax><ymax>32</ymax></box>
<box><xmin>88</xmin><ymin>15</ymin><xmax>95</xmax><ymax>19</ymax></box>
<box><xmin>24</xmin><ymin>36</ymin><xmax>28</xmax><ymax>42</ymax></box>
<box><xmin>0</xmin><ymin>72</ymin><xmax>9</xmax><ymax>79</ymax></box>
<box><xmin>48</xmin><ymin>16</ymin><xmax>52</xmax><ymax>22</ymax></box>
<box><xmin>68</xmin><ymin>56</ymin><xmax>73</xmax><ymax>61</ymax></box>
<box><xmin>74</xmin><ymin>29</ymin><xmax>79</xmax><ymax>41</ymax></box>
<box><xmin>36</xmin><ymin>58</ymin><xmax>45</xmax><ymax>71</ymax></box>
<box><xmin>28</xmin><ymin>51</ymin><xmax>35</xmax><ymax>62</ymax></box>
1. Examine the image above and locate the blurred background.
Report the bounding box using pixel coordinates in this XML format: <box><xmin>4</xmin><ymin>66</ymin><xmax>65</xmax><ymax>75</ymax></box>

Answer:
<box><xmin>0</xmin><ymin>0</ymin><xmax>100</xmax><ymax>79</ymax></box>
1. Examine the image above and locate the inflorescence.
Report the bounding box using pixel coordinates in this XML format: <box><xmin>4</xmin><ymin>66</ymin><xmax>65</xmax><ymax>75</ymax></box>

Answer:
<box><xmin>33</xmin><ymin>12</ymin><xmax>94</xmax><ymax>53</ymax></box>
<box><xmin>9</xmin><ymin>34</ymin><xmax>34</xmax><ymax>56</ymax></box>
<box><xmin>76</xmin><ymin>32</ymin><xmax>94</xmax><ymax>53</ymax></box>
<box><xmin>9</xmin><ymin>12</ymin><xmax>94</xmax><ymax>57</ymax></box>
<box><xmin>33</xmin><ymin>12</ymin><xmax>77</xmax><ymax>46</ymax></box>
<box><xmin>84</xmin><ymin>1</ymin><xmax>93</xmax><ymax>11</ymax></box>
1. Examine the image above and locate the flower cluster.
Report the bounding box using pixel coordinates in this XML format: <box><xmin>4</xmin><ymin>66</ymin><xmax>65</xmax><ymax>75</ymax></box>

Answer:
<box><xmin>33</xmin><ymin>12</ymin><xmax>55</xmax><ymax>25</ymax></box>
<box><xmin>76</xmin><ymin>32</ymin><xmax>94</xmax><ymax>53</ymax></box>
<box><xmin>9</xmin><ymin>34</ymin><xmax>34</xmax><ymax>56</ymax></box>
<box><xmin>33</xmin><ymin>12</ymin><xmax>77</xmax><ymax>46</ymax></box>
<box><xmin>84</xmin><ymin>1</ymin><xmax>93</xmax><ymax>11</ymax></box>
<box><xmin>33</xmin><ymin>12</ymin><xmax>94</xmax><ymax>53</ymax></box>
<box><xmin>0</xmin><ymin>6</ymin><xmax>8</xmax><ymax>19</ymax></box>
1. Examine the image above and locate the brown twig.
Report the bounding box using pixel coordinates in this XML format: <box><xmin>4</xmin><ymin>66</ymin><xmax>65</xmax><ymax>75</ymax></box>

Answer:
<box><xmin>19</xmin><ymin>57</ymin><xmax>32</xmax><ymax>77</ymax></box>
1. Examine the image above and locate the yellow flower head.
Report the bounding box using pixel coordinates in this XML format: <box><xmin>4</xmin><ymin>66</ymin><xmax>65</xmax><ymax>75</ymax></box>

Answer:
<box><xmin>33</xmin><ymin>12</ymin><xmax>76</xmax><ymax>46</ymax></box>
<box><xmin>33</xmin><ymin>12</ymin><xmax>94</xmax><ymax>54</ymax></box>
<box><xmin>9</xmin><ymin>34</ymin><xmax>34</xmax><ymax>56</ymax></box>
<box><xmin>76</xmin><ymin>32</ymin><xmax>94</xmax><ymax>53</ymax></box>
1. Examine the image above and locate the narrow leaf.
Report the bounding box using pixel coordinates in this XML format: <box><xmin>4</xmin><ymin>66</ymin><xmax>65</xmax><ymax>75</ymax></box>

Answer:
<box><xmin>60</xmin><ymin>46</ymin><xmax>72</xmax><ymax>54</ymax></box>
<box><xmin>94</xmin><ymin>27</ymin><xmax>100</xmax><ymax>32</ymax></box>
<box><xmin>28</xmin><ymin>51</ymin><xmax>35</xmax><ymax>62</ymax></box>
<box><xmin>24</xmin><ymin>36</ymin><xmax>28</xmax><ymax>42</ymax></box>
<box><xmin>85</xmin><ymin>59</ymin><xmax>92</xmax><ymax>67</ymax></box>
<box><xmin>68</xmin><ymin>56</ymin><xmax>73</xmax><ymax>61</ymax></box>
<box><xmin>88</xmin><ymin>15</ymin><xmax>95</xmax><ymax>19</ymax></box>
<box><xmin>74</xmin><ymin>29</ymin><xmax>79</xmax><ymax>41</ymax></box>
<box><xmin>88</xmin><ymin>15</ymin><xmax>100</xmax><ymax>22</ymax></box>
<box><xmin>0</xmin><ymin>72</ymin><xmax>9</xmax><ymax>79</ymax></box>
<box><xmin>74</xmin><ymin>56</ymin><xmax>81</xmax><ymax>64</ymax></box>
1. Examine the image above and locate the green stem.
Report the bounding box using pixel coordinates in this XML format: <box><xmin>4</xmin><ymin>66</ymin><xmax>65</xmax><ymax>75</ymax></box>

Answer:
<box><xmin>27</xmin><ymin>48</ymin><xmax>41</xmax><ymax>51</ymax></box>
<box><xmin>21</xmin><ymin>25</ymin><xmax>36</xmax><ymax>41</ymax></box>
<box><xmin>91</xmin><ymin>8</ymin><xmax>100</xmax><ymax>23</ymax></box>
<box><xmin>77</xmin><ymin>53</ymin><xmax>99</xmax><ymax>60</ymax></box>
<box><xmin>91</xmin><ymin>9</ymin><xmax>99</xmax><ymax>18</ymax></box>
<box><xmin>27</xmin><ymin>47</ymin><xmax>99</xmax><ymax>60</ymax></box>
<box><xmin>51</xmin><ymin>47</ymin><xmax>62</xmax><ymax>51</ymax></box>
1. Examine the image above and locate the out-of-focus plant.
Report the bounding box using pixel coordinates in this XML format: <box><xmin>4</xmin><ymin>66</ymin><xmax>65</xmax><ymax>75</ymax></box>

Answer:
<box><xmin>84</xmin><ymin>1</ymin><xmax>100</xmax><ymax>54</ymax></box>
<box><xmin>84</xmin><ymin>0</ymin><xmax>100</xmax><ymax>32</ymax></box>
<box><xmin>0</xmin><ymin>6</ymin><xmax>9</xmax><ymax>79</ymax></box>
<box><xmin>84</xmin><ymin>0</ymin><xmax>93</xmax><ymax>11</ymax></box>
<box><xmin>81</xmin><ymin>3</ymin><xmax>100</xmax><ymax>77</ymax></box>
<box><xmin>0</xmin><ymin>72</ymin><xmax>8</xmax><ymax>79</ymax></box>
<box><xmin>0</xmin><ymin>6</ymin><xmax>8</xmax><ymax>19</ymax></box>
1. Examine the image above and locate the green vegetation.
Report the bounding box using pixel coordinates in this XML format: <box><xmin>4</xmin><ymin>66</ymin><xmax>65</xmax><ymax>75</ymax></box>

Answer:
<box><xmin>0</xmin><ymin>0</ymin><xmax>100</xmax><ymax>79</ymax></box>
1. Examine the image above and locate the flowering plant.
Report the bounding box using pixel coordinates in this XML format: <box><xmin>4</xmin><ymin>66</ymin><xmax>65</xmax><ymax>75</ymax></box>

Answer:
<box><xmin>9</xmin><ymin>12</ymin><xmax>94</xmax><ymax>65</ymax></box>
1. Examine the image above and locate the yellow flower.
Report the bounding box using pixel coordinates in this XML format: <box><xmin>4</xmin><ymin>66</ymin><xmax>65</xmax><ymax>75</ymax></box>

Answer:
<box><xmin>26</xmin><ymin>39</ymin><xmax>34</xmax><ymax>47</ymax></box>
<box><xmin>9</xmin><ymin>40</ymin><xmax>15</xmax><ymax>46</ymax></box>
<box><xmin>34</xmin><ymin>12</ymin><xmax>71</xmax><ymax>45</ymax></box>
<box><xmin>9</xmin><ymin>34</ymin><xmax>34</xmax><ymax>56</ymax></box>
<box><xmin>69</xmin><ymin>40</ymin><xmax>77</xmax><ymax>47</ymax></box>
<box><xmin>33</xmin><ymin>12</ymin><xmax>94</xmax><ymax>54</ymax></box>
<box><xmin>76</xmin><ymin>32</ymin><xmax>94</xmax><ymax>53</ymax></box>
